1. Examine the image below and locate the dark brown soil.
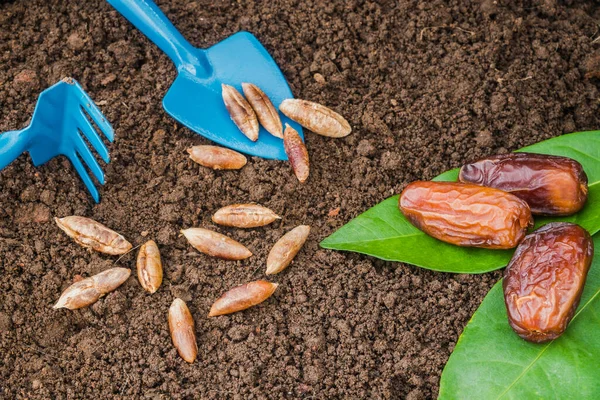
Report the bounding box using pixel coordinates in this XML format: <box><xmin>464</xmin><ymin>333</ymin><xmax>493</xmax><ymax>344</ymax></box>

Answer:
<box><xmin>1</xmin><ymin>0</ymin><xmax>600</xmax><ymax>398</ymax></box>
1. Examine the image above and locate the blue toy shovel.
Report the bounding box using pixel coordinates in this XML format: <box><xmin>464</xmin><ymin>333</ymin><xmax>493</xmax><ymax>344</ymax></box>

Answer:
<box><xmin>0</xmin><ymin>78</ymin><xmax>114</xmax><ymax>203</ymax></box>
<box><xmin>106</xmin><ymin>0</ymin><xmax>303</xmax><ymax>160</ymax></box>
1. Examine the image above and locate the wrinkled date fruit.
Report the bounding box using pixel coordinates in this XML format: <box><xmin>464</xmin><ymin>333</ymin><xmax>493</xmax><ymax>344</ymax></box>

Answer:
<box><xmin>279</xmin><ymin>99</ymin><xmax>351</xmax><ymax>138</ymax></box>
<box><xmin>242</xmin><ymin>83</ymin><xmax>283</xmax><ymax>138</ymax></box>
<box><xmin>168</xmin><ymin>298</ymin><xmax>198</xmax><ymax>363</ymax></box>
<box><xmin>137</xmin><ymin>240</ymin><xmax>163</xmax><ymax>294</ymax></box>
<box><xmin>503</xmin><ymin>222</ymin><xmax>593</xmax><ymax>343</ymax></box>
<box><xmin>208</xmin><ymin>280</ymin><xmax>278</xmax><ymax>317</ymax></box>
<box><xmin>180</xmin><ymin>227</ymin><xmax>252</xmax><ymax>260</ymax></box>
<box><xmin>55</xmin><ymin>216</ymin><xmax>132</xmax><ymax>255</ymax></box>
<box><xmin>222</xmin><ymin>84</ymin><xmax>259</xmax><ymax>141</ymax></box>
<box><xmin>459</xmin><ymin>152</ymin><xmax>588</xmax><ymax>216</ymax></box>
<box><xmin>54</xmin><ymin>267</ymin><xmax>131</xmax><ymax>310</ymax></box>
<box><xmin>187</xmin><ymin>145</ymin><xmax>247</xmax><ymax>170</ymax></box>
<box><xmin>283</xmin><ymin>124</ymin><xmax>310</xmax><ymax>183</ymax></box>
<box><xmin>266</xmin><ymin>225</ymin><xmax>311</xmax><ymax>275</ymax></box>
<box><xmin>212</xmin><ymin>204</ymin><xmax>281</xmax><ymax>228</ymax></box>
<box><xmin>399</xmin><ymin>181</ymin><xmax>533</xmax><ymax>249</ymax></box>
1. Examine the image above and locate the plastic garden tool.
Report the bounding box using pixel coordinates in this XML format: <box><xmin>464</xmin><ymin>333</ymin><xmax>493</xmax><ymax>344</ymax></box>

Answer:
<box><xmin>0</xmin><ymin>78</ymin><xmax>114</xmax><ymax>203</ymax></box>
<box><xmin>106</xmin><ymin>0</ymin><xmax>303</xmax><ymax>160</ymax></box>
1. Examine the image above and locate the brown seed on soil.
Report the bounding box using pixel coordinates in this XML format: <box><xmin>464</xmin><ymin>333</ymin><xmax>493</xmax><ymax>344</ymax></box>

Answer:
<box><xmin>279</xmin><ymin>99</ymin><xmax>351</xmax><ymax>138</ymax></box>
<box><xmin>222</xmin><ymin>84</ymin><xmax>259</xmax><ymax>141</ymax></box>
<box><xmin>54</xmin><ymin>216</ymin><xmax>132</xmax><ymax>255</ymax></box>
<box><xmin>187</xmin><ymin>145</ymin><xmax>247</xmax><ymax>170</ymax></box>
<box><xmin>181</xmin><ymin>227</ymin><xmax>252</xmax><ymax>260</ymax></box>
<box><xmin>266</xmin><ymin>225</ymin><xmax>311</xmax><ymax>275</ymax></box>
<box><xmin>400</xmin><ymin>181</ymin><xmax>533</xmax><ymax>249</ymax></box>
<box><xmin>212</xmin><ymin>204</ymin><xmax>281</xmax><ymax>228</ymax></box>
<box><xmin>242</xmin><ymin>83</ymin><xmax>283</xmax><ymax>138</ymax></box>
<box><xmin>136</xmin><ymin>240</ymin><xmax>163</xmax><ymax>294</ymax></box>
<box><xmin>283</xmin><ymin>124</ymin><xmax>310</xmax><ymax>183</ymax></box>
<box><xmin>208</xmin><ymin>280</ymin><xmax>278</xmax><ymax>317</ymax></box>
<box><xmin>53</xmin><ymin>267</ymin><xmax>131</xmax><ymax>310</ymax></box>
<box><xmin>168</xmin><ymin>298</ymin><xmax>198</xmax><ymax>363</ymax></box>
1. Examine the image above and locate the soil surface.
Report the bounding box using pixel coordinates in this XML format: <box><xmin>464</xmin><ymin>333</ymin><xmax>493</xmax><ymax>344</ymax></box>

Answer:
<box><xmin>1</xmin><ymin>0</ymin><xmax>600</xmax><ymax>398</ymax></box>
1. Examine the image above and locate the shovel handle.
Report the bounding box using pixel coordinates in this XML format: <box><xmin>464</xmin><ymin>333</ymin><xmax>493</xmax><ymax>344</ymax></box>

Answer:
<box><xmin>106</xmin><ymin>0</ymin><xmax>210</xmax><ymax>76</ymax></box>
<box><xmin>0</xmin><ymin>129</ymin><xmax>29</xmax><ymax>171</ymax></box>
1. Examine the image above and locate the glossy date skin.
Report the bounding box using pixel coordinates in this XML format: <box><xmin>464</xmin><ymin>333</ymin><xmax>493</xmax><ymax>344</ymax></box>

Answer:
<box><xmin>399</xmin><ymin>181</ymin><xmax>533</xmax><ymax>249</ymax></box>
<box><xmin>459</xmin><ymin>153</ymin><xmax>588</xmax><ymax>216</ymax></box>
<box><xmin>503</xmin><ymin>222</ymin><xmax>594</xmax><ymax>343</ymax></box>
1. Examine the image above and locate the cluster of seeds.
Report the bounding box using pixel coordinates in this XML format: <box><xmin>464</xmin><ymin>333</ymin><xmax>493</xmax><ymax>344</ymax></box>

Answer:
<box><xmin>51</xmin><ymin>83</ymin><xmax>348</xmax><ymax>363</ymax></box>
<box><xmin>212</xmin><ymin>82</ymin><xmax>351</xmax><ymax>183</ymax></box>
<box><xmin>53</xmin><ymin>208</ymin><xmax>310</xmax><ymax>363</ymax></box>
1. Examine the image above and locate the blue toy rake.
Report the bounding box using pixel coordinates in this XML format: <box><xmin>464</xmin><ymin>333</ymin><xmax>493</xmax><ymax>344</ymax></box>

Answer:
<box><xmin>0</xmin><ymin>78</ymin><xmax>114</xmax><ymax>203</ymax></box>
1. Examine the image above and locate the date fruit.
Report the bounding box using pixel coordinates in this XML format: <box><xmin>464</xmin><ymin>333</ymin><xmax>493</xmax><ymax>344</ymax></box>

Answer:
<box><xmin>459</xmin><ymin>152</ymin><xmax>588</xmax><ymax>216</ymax></box>
<box><xmin>503</xmin><ymin>222</ymin><xmax>593</xmax><ymax>343</ymax></box>
<box><xmin>208</xmin><ymin>280</ymin><xmax>278</xmax><ymax>317</ymax></box>
<box><xmin>55</xmin><ymin>216</ymin><xmax>132</xmax><ymax>255</ymax></box>
<box><xmin>169</xmin><ymin>298</ymin><xmax>197</xmax><ymax>363</ymax></box>
<box><xmin>399</xmin><ymin>181</ymin><xmax>533</xmax><ymax>249</ymax></box>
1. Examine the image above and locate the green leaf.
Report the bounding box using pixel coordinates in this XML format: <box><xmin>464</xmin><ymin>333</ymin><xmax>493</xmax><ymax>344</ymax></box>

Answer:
<box><xmin>320</xmin><ymin>131</ymin><xmax>600</xmax><ymax>273</ymax></box>
<box><xmin>438</xmin><ymin>235</ymin><xmax>600</xmax><ymax>399</ymax></box>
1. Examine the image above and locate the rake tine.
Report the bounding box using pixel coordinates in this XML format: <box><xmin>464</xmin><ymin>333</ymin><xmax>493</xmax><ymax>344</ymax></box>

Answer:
<box><xmin>73</xmin><ymin>84</ymin><xmax>114</xmax><ymax>142</ymax></box>
<box><xmin>66</xmin><ymin>151</ymin><xmax>100</xmax><ymax>203</ymax></box>
<box><xmin>75</xmin><ymin>110</ymin><xmax>110</xmax><ymax>163</ymax></box>
<box><xmin>73</xmin><ymin>132</ymin><xmax>105</xmax><ymax>185</ymax></box>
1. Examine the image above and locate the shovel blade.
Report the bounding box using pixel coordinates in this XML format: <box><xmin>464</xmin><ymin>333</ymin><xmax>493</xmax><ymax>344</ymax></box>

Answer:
<box><xmin>163</xmin><ymin>32</ymin><xmax>303</xmax><ymax>160</ymax></box>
